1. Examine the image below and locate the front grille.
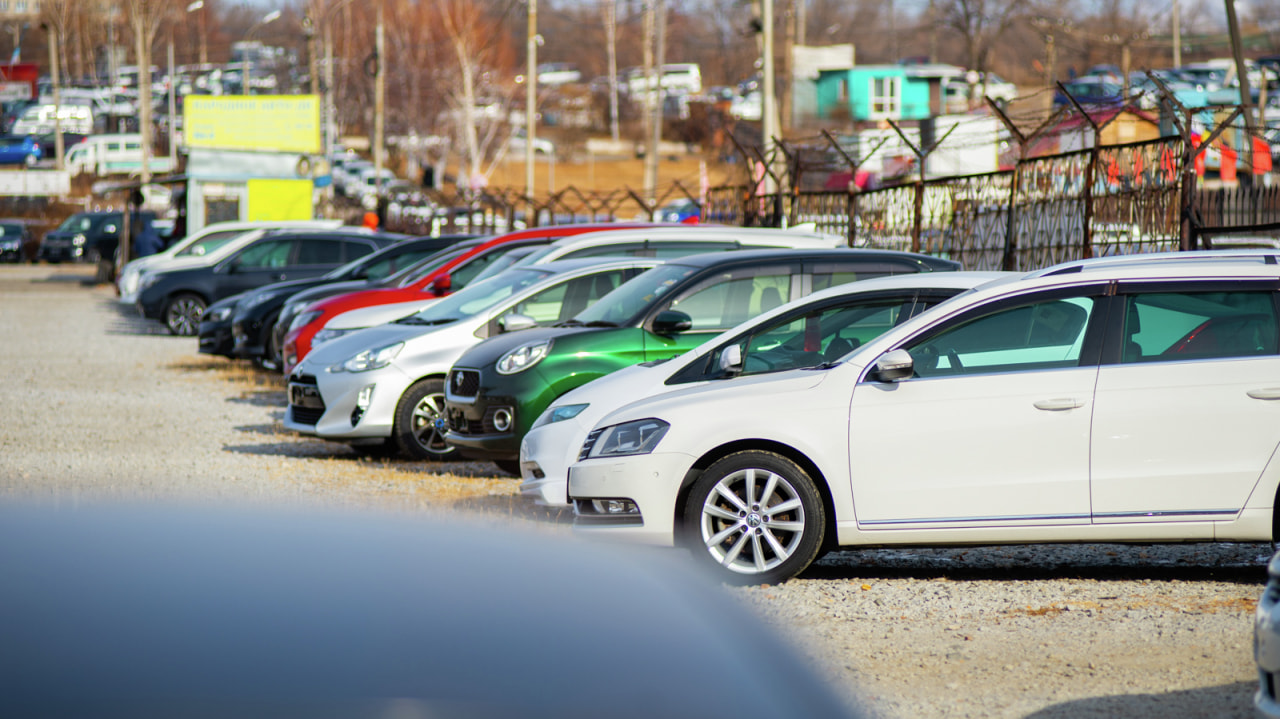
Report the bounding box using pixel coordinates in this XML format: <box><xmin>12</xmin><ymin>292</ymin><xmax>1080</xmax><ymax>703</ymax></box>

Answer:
<box><xmin>290</xmin><ymin>406</ymin><xmax>325</xmax><ymax>425</ymax></box>
<box><xmin>578</xmin><ymin>428</ymin><xmax>604</xmax><ymax>461</ymax></box>
<box><xmin>448</xmin><ymin>369</ymin><xmax>480</xmax><ymax>398</ymax></box>
<box><xmin>288</xmin><ymin>374</ymin><xmax>325</xmax><ymax>426</ymax></box>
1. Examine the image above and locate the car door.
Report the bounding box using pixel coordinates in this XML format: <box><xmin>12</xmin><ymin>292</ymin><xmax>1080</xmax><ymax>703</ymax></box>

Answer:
<box><xmin>847</xmin><ymin>285</ymin><xmax>1108</xmax><ymax>528</ymax></box>
<box><xmin>1090</xmin><ymin>281</ymin><xmax>1280</xmax><ymax>524</ymax></box>
<box><xmin>216</xmin><ymin>238</ymin><xmax>297</xmax><ymax>298</ymax></box>
<box><xmin>641</xmin><ymin>264</ymin><xmax>798</xmax><ymax>361</ymax></box>
<box><xmin>288</xmin><ymin>238</ymin><xmax>359</xmax><ymax>282</ymax></box>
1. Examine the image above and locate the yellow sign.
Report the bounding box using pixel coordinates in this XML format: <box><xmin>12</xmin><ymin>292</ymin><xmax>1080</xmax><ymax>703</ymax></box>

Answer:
<box><xmin>184</xmin><ymin>95</ymin><xmax>321</xmax><ymax>154</ymax></box>
<box><xmin>247</xmin><ymin>179</ymin><xmax>314</xmax><ymax>221</ymax></box>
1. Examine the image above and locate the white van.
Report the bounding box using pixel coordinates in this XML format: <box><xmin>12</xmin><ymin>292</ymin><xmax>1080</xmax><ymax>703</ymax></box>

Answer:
<box><xmin>65</xmin><ymin>134</ymin><xmax>176</xmax><ymax>177</ymax></box>
<box><xmin>11</xmin><ymin>102</ymin><xmax>94</xmax><ymax>136</ymax></box>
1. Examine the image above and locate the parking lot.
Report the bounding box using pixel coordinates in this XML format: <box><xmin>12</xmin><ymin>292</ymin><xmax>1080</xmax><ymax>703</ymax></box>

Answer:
<box><xmin>0</xmin><ymin>262</ymin><xmax>1267</xmax><ymax>718</ymax></box>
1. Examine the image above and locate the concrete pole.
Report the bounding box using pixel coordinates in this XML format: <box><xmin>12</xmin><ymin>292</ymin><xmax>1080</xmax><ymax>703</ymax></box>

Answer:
<box><xmin>645</xmin><ymin>0</ymin><xmax>664</xmax><ymax>205</ymax></box>
<box><xmin>1224</xmin><ymin>0</ymin><xmax>1258</xmax><ymax>176</ymax></box>
<box><xmin>137</xmin><ymin>14</ymin><xmax>152</xmax><ymax>186</ymax></box>
<box><xmin>1172</xmin><ymin>0</ymin><xmax>1181</xmax><ymax>69</ymax></box>
<box><xmin>526</xmin><ymin>0</ymin><xmax>537</xmax><ymax>200</ymax></box>
<box><xmin>374</xmin><ymin>2</ymin><xmax>385</xmax><ymax>194</ymax></box>
<box><xmin>47</xmin><ymin>25</ymin><xmax>63</xmax><ymax>170</ymax></box>
<box><xmin>762</xmin><ymin>0</ymin><xmax>777</xmax><ymax>194</ymax></box>
<box><xmin>641</xmin><ymin>0</ymin><xmax>654</xmax><ymax>204</ymax></box>
<box><xmin>167</xmin><ymin>35</ymin><xmax>176</xmax><ymax>166</ymax></box>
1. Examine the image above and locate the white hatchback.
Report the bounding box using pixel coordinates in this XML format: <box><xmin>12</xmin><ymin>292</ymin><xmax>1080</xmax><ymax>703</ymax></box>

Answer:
<box><xmin>284</xmin><ymin>257</ymin><xmax>659</xmax><ymax>461</ymax></box>
<box><xmin>520</xmin><ymin>271</ymin><xmax>1008</xmax><ymax>506</ymax></box>
<box><xmin>569</xmin><ymin>252</ymin><xmax>1280</xmax><ymax>584</ymax></box>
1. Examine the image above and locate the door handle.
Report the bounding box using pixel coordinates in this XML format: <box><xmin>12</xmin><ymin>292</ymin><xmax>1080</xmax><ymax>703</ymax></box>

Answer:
<box><xmin>1033</xmin><ymin>398</ymin><xmax>1085</xmax><ymax>411</ymax></box>
<box><xmin>1247</xmin><ymin>388</ymin><xmax>1280</xmax><ymax>400</ymax></box>
<box><xmin>272</xmin><ymin>273</ymin><xmax>287</xmax><ymax>281</ymax></box>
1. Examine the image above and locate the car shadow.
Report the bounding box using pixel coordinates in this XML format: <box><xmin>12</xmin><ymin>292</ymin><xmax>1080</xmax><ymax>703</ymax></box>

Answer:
<box><xmin>801</xmin><ymin>545</ymin><xmax>1270</xmax><ymax>584</ymax></box>
<box><xmin>447</xmin><ymin>493</ymin><xmax>574</xmax><ymax>525</ymax></box>
<box><xmin>1022</xmin><ymin>681</ymin><xmax>1254</xmax><ymax>718</ymax></box>
<box><xmin>99</xmin><ymin>298</ymin><xmax>175</xmax><ymax>336</ymax></box>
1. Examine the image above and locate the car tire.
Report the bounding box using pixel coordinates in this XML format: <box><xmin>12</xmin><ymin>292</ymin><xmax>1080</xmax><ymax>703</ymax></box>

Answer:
<box><xmin>164</xmin><ymin>293</ymin><xmax>206</xmax><ymax>336</ymax></box>
<box><xmin>392</xmin><ymin>379</ymin><xmax>456</xmax><ymax>461</ymax></box>
<box><xmin>683</xmin><ymin>450</ymin><xmax>825</xmax><ymax>585</ymax></box>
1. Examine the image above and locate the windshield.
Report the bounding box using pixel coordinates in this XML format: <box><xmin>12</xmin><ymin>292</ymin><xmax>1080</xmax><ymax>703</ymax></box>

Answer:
<box><xmin>572</xmin><ymin>262</ymin><xmax>698</xmax><ymax>326</ymax></box>
<box><xmin>391</xmin><ymin>247</ymin><xmax>469</xmax><ymax>288</ymax></box>
<box><xmin>468</xmin><ymin>246</ymin><xmax>541</xmax><ymax>283</ymax></box>
<box><xmin>174</xmin><ymin>230</ymin><xmax>249</xmax><ymax>257</ymax></box>
<box><xmin>399</xmin><ymin>268</ymin><xmax>554</xmax><ymax>324</ymax></box>
<box><xmin>57</xmin><ymin>214</ymin><xmax>97</xmax><ymax>233</ymax></box>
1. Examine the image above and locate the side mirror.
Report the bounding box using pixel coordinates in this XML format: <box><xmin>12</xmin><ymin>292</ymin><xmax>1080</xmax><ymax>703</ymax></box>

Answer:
<box><xmin>872</xmin><ymin>349</ymin><xmax>914</xmax><ymax>382</ymax></box>
<box><xmin>718</xmin><ymin>344</ymin><xmax>743</xmax><ymax>373</ymax></box>
<box><xmin>498</xmin><ymin>312</ymin><xmax>537</xmax><ymax>333</ymax></box>
<box><xmin>429</xmin><ymin>275</ymin><xmax>452</xmax><ymax>296</ymax></box>
<box><xmin>651</xmin><ymin>310</ymin><xmax>693</xmax><ymax>336</ymax></box>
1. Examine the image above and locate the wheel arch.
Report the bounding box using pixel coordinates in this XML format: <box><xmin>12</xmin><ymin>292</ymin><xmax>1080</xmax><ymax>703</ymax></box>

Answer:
<box><xmin>672</xmin><ymin>439</ymin><xmax>836</xmax><ymax>550</ymax></box>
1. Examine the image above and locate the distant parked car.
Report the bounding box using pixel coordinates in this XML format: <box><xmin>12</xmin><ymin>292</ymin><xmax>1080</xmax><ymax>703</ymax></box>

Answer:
<box><xmin>136</xmin><ymin>228</ymin><xmax>398</xmax><ymax>336</ymax></box>
<box><xmin>1054</xmin><ymin>77</ymin><xmax>1125</xmax><ymax>108</ymax></box>
<box><xmin>38</xmin><ymin>210</ymin><xmax>156</xmax><ymax>265</ymax></box>
<box><xmin>0</xmin><ymin>135</ymin><xmax>41</xmax><ymax>167</ymax></box>
<box><xmin>0</xmin><ymin>218</ymin><xmax>37</xmax><ymax>262</ymax></box>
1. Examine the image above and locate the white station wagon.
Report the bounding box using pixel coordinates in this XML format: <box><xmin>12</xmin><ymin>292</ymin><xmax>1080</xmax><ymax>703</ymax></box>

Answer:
<box><xmin>569</xmin><ymin>252</ymin><xmax>1280</xmax><ymax>584</ymax></box>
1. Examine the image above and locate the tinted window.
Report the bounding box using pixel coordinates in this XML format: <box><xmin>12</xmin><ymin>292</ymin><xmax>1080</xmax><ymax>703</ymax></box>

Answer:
<box><xmin>908</xmin><ymin>296</ymin><xmax>1096</xmax><ymax>377</ymax></box>
<box><xmin>296</xmin><ymin>239</ymin><xmax>344</xmax><ymax>265</ymax></box>
<box><xmin>236</xmin><ymin>240</ymin><xmax>294</xmax><ymax>269</ymax></box>
<box><xmin>1122</xmin><ymin>291</ymin><xmax>1278</xmax><ymax>363</ymax></box>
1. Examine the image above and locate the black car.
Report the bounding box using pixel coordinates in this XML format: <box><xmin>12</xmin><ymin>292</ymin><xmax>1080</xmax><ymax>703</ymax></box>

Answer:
<box><xmin>219</xmin><ymin>234</ymin><xmax>475</xmax><ymax>366</ymax></box>
<box><xmin>196</xmin><ymin>293</ymin><xmax>245</xmax><ymax>357</ymax></box>
<box><xmin>38</xmin><ymin>210</ymin><xmax>156</xmax><ymax>264</ymax></box>
<box><xmin>137</xmin><ymin>228</ymin><xmax>400</xmax><ymax>336</ymax></box>
<box><xmin>0</xmin><ymin>218</ymin><xmax>37</xmax><ymax>262</ymax></box>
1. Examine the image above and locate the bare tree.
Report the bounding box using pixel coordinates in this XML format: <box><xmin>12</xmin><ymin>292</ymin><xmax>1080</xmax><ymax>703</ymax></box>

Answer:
<box><xmin>936</xmin><ymin>0</ymin><xmax>1029</xmax><ymax>102</ymax></box>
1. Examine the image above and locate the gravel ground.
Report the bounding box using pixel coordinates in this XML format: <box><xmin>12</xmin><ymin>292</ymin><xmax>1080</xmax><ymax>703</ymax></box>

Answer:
<box><xmin>0</xmin><ymin>263</ymin><xmax>1270</xmax><ymax>718</ymax></box>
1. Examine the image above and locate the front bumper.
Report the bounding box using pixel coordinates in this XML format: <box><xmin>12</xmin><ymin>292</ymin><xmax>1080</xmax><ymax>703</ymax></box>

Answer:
<box><xmin>568</xmin><ymin>450</ymin><xmax>695</xmax><ymax>547</ymax></box>
<box><xmin>519</xmin><ymin>416</ymin><xmax>593</xmax><ymax>507</ymax></box>
<box><xmin>198</xmin><ymin>321</ymin><xmax>235</xmax><ymax>357</ymax></box>
<box><xmin>282</xmin><ymin>365</ymin><xmax>412</xmax><ymax>440</ymax></box>
<box><xmin>444</xmin><ymin>367</ymin><xmax>551</xmax><ymax>462</ymax></box>
<box><xmin>39</xmin><ymin>241</ymin><xmax>83</xmax><ymax>263</ymax></box>
<box><xmin>231</xmin><ymin>318</ymin><xmax>268</xmax><ymax>359</ymax></box>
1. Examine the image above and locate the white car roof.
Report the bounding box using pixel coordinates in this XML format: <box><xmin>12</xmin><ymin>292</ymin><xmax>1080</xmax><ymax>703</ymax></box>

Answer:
<box><xmin>540</xmin><ymin>225</ymin><xmax>846</xmax><ymax>249</ymax></box>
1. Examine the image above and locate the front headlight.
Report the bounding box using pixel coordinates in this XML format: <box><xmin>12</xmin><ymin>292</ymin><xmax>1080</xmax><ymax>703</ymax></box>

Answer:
<box><xmin>533</xmin><ymin>403</ymin><xmax>588</xmax><ymax>429</ymax></box>
<box><xmin>139</xmin><ymin>273</ymin><xmax>162</xmax><ymax>290</ymax></box>
<box><xmin>313</xmin><ymin>328</ymin><xmax>353</xmax><ymax>346</ymax></box>
<box><xmin>495</xmin><ymin>339</ymin><xmax>552</xmax><ymax>375</ymax></box>
<box><xmin>0</xmin><ymin>238</ymin><xmax>19</xmax><ymax>250</ymax></box>
<box><xmin>72</xmin><ymin>233</ymin><xmax>86</xmax><ymax>246</ymax></box>
<box><xmin>584</xmin><ymin>418</ymin><xmax>669</xmax><ymax>459</ymax></box>
<box><xmin>329</xmin><ymin>342</ymin><xmax>404</xmax><ymax>373</ymax></box>
<box><xmin>204</xmin><ymin>306</ymin><xmax>233</xmax><ymax>323</ymax></box>
<box><xmin>290</xmin><ymin>310</ymin><xmax>323</xmax><ymax>332</ymax></box>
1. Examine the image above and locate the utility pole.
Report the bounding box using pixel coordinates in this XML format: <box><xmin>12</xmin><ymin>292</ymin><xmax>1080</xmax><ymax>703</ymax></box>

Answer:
<box><xmin>47</xmin><ymin>24</ymin><xmax>63</xmax><ymax>170</ymax></box>
<box><xmin>1172</xmin><ymin>0</ymin><xmax>1181</xmax><ymax>68</ymax></box>
<box><xmin>604</xmin><ymin>0</ymin><xmax>619</xmax><ymax>143</ymax></box>
<box><xmin>1224</xmin><ymin>0</ymin><xmax>1257</xmax><ymax>179</ymax></box>
<box><xmin>374</xmin><ymin>2</ymin><xmax>385</xmax><ymax>195</ymax></box>
<box><xmin>762</xmin><ymin>0</ymin><xmax>777</xmax><ymax>193</ymax></box>
<box><xmin>641</xmin><ymin>0</ymin><xmax>655</xmax><ymax>203</ymax></box>
<box><xmin>645</xmin><ymin>0</ymin><xmax>666</xmax><ymax>206</ymax></box>
<box><xmin>526</xmin><ymin>0</ymin><xmax>537</xmax><ymax>199</ymax></box>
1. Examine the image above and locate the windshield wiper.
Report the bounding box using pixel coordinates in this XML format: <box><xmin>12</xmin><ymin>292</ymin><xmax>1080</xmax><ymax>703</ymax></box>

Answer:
<box><xmin>583</xmin><ymin>320</ymin><xmax>619</xmax><ymax>327</ymax></box>
<box><xmin>555</xmin><ymin>319</ymin><xmax>584</xmax><ymax>327</ymax></box>
<box><xmin>396</xmin><ymin>317</ymin><xmax>456</xmax><ymax>326</ymax></box>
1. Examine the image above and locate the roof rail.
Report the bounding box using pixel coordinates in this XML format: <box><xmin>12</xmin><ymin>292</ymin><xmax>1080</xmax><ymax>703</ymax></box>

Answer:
<box><xmin>1031</xmin><ymin>250</ymin><xmax>1280</xmax><ymax>277</ymax></box>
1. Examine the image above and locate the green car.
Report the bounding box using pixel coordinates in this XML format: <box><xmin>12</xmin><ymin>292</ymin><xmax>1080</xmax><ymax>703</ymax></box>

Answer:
<box><xmin>441</xmin><ymin>247</ymin><xmax>961</xmax><ymax>466</ymax></box>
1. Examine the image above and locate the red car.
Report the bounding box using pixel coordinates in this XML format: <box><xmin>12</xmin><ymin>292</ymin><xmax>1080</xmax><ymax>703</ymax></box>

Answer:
<box><xmin>281</xmin><ymin>223</ymin><xmax>658</xmax><ymax>374</ymax></box>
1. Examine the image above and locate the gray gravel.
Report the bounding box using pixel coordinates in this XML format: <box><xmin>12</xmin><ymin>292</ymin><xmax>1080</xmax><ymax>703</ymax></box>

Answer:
<box><xmin>0</xmin><ymin>263</ymin><xmax>1269</xmax><ymax>718</ymax></box>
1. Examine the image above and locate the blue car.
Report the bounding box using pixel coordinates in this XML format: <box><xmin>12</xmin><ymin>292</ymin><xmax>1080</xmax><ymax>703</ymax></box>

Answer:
<box><xmin>0</xmin><ymin>135</ymin><xmax>40</xmax><ymax>167</ymax></box>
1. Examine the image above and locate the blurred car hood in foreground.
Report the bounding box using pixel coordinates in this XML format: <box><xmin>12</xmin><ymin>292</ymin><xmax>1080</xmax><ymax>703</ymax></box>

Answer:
<box><xmin>0</xmin><ymin>502</ymin><xmax>861</xmax><ymax>719</ymax></box>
